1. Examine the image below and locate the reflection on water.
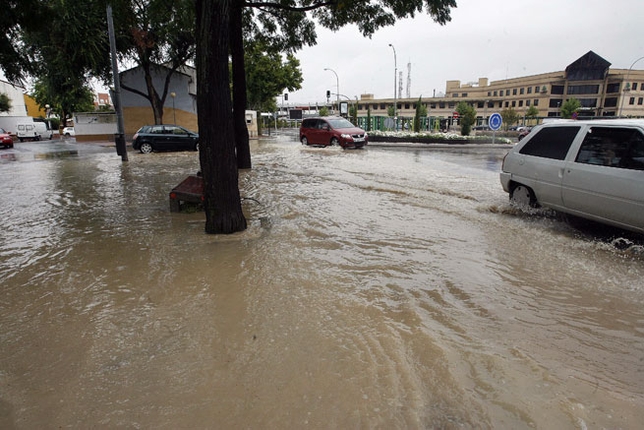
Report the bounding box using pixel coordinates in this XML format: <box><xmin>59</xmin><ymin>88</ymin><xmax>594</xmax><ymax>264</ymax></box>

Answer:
<box><xmin>1</xmin><ymin>137</ymin><xmax>642</xmax><ymax>429</ymax></box>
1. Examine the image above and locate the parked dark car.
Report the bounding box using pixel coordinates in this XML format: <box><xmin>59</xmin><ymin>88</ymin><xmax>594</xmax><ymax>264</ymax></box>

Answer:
<box><xmin>299</xmin><ymin>117</ymin><xmax>368</xmax><ymax>149</ymax></box>
<box><xmin>0</xmin><ymin>128</ymin><xmax>14</xmax><ymax>148</ymax></box>
<box><xmin>132</xmin><ymin>125</ymin><xmax>199</xmax><ymax>154</ymax></box>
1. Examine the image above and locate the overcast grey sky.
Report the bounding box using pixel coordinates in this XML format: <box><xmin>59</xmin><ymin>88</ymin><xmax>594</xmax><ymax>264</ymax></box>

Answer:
<box><xmin>285</xmin><ymin>0</ymin><xmax>644</xmax><ymax>106</ymax></box>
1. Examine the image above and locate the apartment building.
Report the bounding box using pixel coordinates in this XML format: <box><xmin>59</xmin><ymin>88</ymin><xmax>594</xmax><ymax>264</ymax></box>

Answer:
<box><xmin>355</xmin><ymin>51</ymin><xmax>644</xmax><ymax>124</ymax></box>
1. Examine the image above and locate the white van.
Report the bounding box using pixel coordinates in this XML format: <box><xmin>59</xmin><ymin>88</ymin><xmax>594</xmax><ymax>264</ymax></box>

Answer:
<box><xmin>17</xmin><ymin>122</ymin><xmax>53</xmax><ymax>142</ymax></box>
<box><xmin>500</xmin><ymin>119</ymin><xmax>644</xmax><ymax>234</ymax></box>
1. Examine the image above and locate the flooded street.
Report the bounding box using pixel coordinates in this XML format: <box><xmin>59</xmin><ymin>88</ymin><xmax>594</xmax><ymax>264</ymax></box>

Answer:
<box><xmin>1</xmin><ymin>135</ymin><xmax>643</xmax><ymax>429</ymax></box>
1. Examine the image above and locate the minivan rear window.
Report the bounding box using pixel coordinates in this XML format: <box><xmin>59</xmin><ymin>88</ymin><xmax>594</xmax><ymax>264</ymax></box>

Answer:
<box><xmin>519</xmin><ymin>126</ymin><xmax>580</xmax><ymax>160</ymax></box>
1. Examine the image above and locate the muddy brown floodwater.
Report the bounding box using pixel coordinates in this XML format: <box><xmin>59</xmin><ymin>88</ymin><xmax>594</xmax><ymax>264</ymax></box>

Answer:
<box><xmin>1</xmin><ymin>135</ymin><xmax>643</xmax><ymax>429</ymax></box>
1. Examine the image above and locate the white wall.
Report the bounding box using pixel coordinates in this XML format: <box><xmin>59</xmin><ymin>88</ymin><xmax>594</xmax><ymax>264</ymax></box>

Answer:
<box><xmin>0</xmin><ymin>80</ymin><xmax>27</xmax><ymax>116</ymax></box>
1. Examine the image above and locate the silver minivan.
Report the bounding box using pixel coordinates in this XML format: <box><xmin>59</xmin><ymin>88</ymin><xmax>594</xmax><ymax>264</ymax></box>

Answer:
<box><xmin>500</xmin><ymin>119</ymin><xmax>644</xmax><ymax>234</ymax></box>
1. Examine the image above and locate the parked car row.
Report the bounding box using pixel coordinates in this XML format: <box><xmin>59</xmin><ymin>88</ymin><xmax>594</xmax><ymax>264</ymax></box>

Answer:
<box><xmin>501</xmin><ymin>119</ymin><xmax>644</xmax><ymax>234</ymax></box>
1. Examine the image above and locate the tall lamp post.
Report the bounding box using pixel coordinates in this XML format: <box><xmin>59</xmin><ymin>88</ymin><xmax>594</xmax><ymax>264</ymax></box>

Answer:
<box><xmin>170</xmin><ymin>92</ymin><xmax>176</xmax><ymax>124</ymax></box>
<box><xmin>619</xmin><ymin>55</ymin><xmax>644</xmax><ymax>117</ymax></box>
<box><xmin>388</xmin><ymin>44</ymin><xmax>397</xmax><ymax>127</ymax></box>
<box><xmin>324</xmin><ymin>68</ymin><xmax>339</xmax><ymax>113</ymax></box>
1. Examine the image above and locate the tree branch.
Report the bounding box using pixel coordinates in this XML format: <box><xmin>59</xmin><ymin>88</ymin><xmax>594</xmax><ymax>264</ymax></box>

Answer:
<box><xmin>243</xmin><ymin>1</ymin><xmax>336</xmax><ymax>12</ymax></box>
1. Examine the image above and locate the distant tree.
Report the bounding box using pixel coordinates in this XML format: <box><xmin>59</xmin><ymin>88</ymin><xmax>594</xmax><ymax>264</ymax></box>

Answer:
<box><xmin>319</xmin><ymin>106</ymin><xmax>329</xmax><ymax>116</ymax></box>
<box><xmin>245</xmin><ymin>41</ymin><xmax>303</xmax><ymax>113</ymax></box>
<box><xmin>456</xmin><ymin>102</ymin><xmax>476</xmax><ymax>136</ymax></box>
<box><xmin>413</xmin><ymin>96</ymin><xmax>427</xmax><ymax>131</ymax></box>
<box><xmin>387</xmin><ymin>105</ymin><xmax>395</xmax><ymax>117</ymax></box>
<box><xmin>525</xmin><ymin>105</ymin><xmax>539</xmax><ymax>124</ymax></box>
<box><xmin>0</xmin><ymin>93</ymin><xmax>11</xmax><ymax>113</ymax></box>
<box><xmin>31</xmin><ymin>79</ymin><xmax>95</xmax><ymax>126</ymax></box>
<box><xmin>561</xmin><ymin>98</ymin><xmax>581</xmax><ymax>119</ymax></box>
<box><xmin>366</xmin><ymin>107</ymin><xmax>372</xmax><ymax>131</ymax></box>
<box><xmin>501</xmin><ymin>107</ymin><xmax>520</xmax><ymax>131</ymax></box>
<box><xmin>349</xmin><ymin>103</ymin><xmax>357</xmax><ymax>124</ymax></box>
<box><xmin>118</xmin><ymin>0</ymin><xmax>196</xmax><ymax>125</ymax></box>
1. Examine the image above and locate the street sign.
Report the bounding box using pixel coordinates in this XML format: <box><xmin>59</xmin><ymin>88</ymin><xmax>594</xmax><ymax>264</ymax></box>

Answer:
<box><xmin>489</xmin><ymin>112</ymin><xmax>502</xmax><ymax>131</ymax></box>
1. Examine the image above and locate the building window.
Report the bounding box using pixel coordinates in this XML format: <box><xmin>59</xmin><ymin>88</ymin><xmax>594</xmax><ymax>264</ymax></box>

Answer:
<box><xmin>639</xmin><ymin>97</ymin><xmax>643</xmax><ymax>105</ymax></box>
<box><xmin>513</xmin><ymin>89</ymin><xmax>517</xmax><ymax>95</ymax></box>
<box><xmin>534</xmin><ymin>99</ymin><xmax>539</xmax><ymax>106</ymax></box>
<box><xmin>630</xmin><ymin>97</ymin><xmax>635</xmax><ymax>105</ymax></box>
<box><xmin>488</xmin><ymin>102</ymin><xmax>494</xmax><ymax>108</ymax></box>
<box><xmin>505</xmin><ymin>101</ymin><xmax>509</xmax><ymax>107</ymax></box>
<box><xmin>453</xmin><ymin>93</ymin><xmax>459</xmax><ymax>97</ymax></box>
<box><xmin>462</xmin><ymin>93</ymin><xmax>468</xmax><ymax>97</ymax></box>
<box><xmin>493</xmin><ymin>90</ymin><xmax>498</xmax><ymax>96</ymax></box>
<box><xmin>439</xmin><ymin>102</ymin><xmax>446</xmax><ymax>108</ymax></box>
<box><xmin>604</xmin><ymin>98</ymin><xmax>618</xmax><ymax>107</ymax></box>
<box><xmin>487</xmin><ymin>91</ymin><xmax>492</xmax><ymax>96</ymax></box>
<box><xmin>512</xmin><ymin>101</ymin><xmax>516</xmax><ymax>107</ymax></box>
<box><xmin>526</xmin><ymin>100</ymin><xmax>531</xmax><ymax>106</ymax></box>
<box><xmin>633</xmin><ymin>83</ymin><xmax>639</xmax><ymax>91</ymax></box>
<box><xmin>549</xmin><ymin>99</ymin><xmax>563</xmax><ymax>108</ymax></box>
<box><xmin>520</xmin><ymin>88</ymin><xmax>525</xmax><ymax>95</ymax></box>
<box><xmin>430</xmin><ymin>103</ymin><xmax>436</xmax><ymax>109</ymax></box>
<box><xmin>405</xmin><ymin>103</ymin><xmax>410</xmax><ymax>109</ymax></box>
<box><xmin>477</xmin><ymin>102</ymin><xmax>484</xmax><ymax>108</ymax></box>
<box><xmin>527</xmin><ymin>87</ymin><xmax>532</xmax><ymax>94</ymax></box>
<box><xmin>380</xmin><ymin>103</ymin><xmax>386</xmax><ymax>109</ymax></box>
<box><xmin>519</xmin><ymin>100</ymin><xmax>523</xmax><ymax>107</ymax></box>
<box><xmin>448</xmin><ymin>102</ymin><xmax>455</xmax><ymax>109</ymax></box>
<box><xmin>506</xmin><ymin>90</ymin><xmax>511</xmax><ymax>96</ymax></box>
<box><xmin>606</xmin><ymin>83</ymin><xmax>620</xmax><ymax>93</ymax></box>
<box><xmin>551</xmin><ymin>85</ymin><xmax>565</xmax><ymax>95</ymax></box>
<box><xmin>580</xmin><ymin>98</ymin><xmax>597</xmax><ymax>107</ymax></box>
<box><xmin>535</xmin><ymin>86</ymin><xmax>541</xmax><ymax>93</ymax></box>
<box><xmin>568</xmin><ymin>84</ymin><xmax>599</xmax><ymax>95</ymax></box>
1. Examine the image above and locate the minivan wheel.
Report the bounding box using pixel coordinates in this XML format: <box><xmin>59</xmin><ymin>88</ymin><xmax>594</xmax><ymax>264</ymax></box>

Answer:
<box><xmin>330</xmin><ymin>137</ymin><xmax>339</xmax><ymax>146</ymax></box>
<box><xmin>139</xmin><ymin>142</ymin><xmax>153</xmax><ymax>154</ymax></box>
<box><xmin>510</xmin><ymin>184</ymin><xmax>537</xmax><ymax>209</ymax></box>
<box><xmin>301</xmin><ymin>136</ymin><xmax>308</xmax><ymax>146</ymax></box>
<box><xmin>194</xmin><ymin>142</ymin><xmax>199</xmax><ymax>151</ymax></box>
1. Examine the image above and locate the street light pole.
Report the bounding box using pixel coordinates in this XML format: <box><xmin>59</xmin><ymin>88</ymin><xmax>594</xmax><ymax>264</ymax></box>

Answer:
<box><xmin>619</xmin><ymin>55</ymin><xmax>644</xmax><ymax>117</ymax></box>
<box><xmin>170</xmin><ymin>92</ymin><xmax>176</xmax><ymax>124</ymax></box>
<box><xmin>324</xmin><ymin>68</ymin><xmax>339</xmax><ymax>114</ymax></box>
<box><xmin>388</xmin><ymin>44</ymin><xmax>397</xmax><ymax>125</ymax></box>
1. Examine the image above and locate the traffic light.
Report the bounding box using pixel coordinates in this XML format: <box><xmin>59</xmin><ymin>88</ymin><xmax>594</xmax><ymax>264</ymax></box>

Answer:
<box><xmin>326</xmin><ymin>90</ymin><xmax>331</xmax><ymax>99</ymax></box>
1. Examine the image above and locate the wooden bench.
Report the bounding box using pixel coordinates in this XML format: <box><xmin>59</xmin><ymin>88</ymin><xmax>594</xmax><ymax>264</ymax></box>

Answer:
<box><xmin>169</xmin><ymin>175</ymin><xmax>204</xmax><ymax>212</ymax></box>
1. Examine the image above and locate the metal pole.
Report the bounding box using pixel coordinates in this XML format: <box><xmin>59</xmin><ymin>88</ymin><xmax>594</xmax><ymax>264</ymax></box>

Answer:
<box><xmin>106</xmin><ymin>4</ymin><xmax>128</xmax><ymax>161</ymax></box>
<box><xmin>388</xmin><ymin>44</ymin><xmax>397</xmax><ymax>127</ymax></box>
<box><xmin>324</xmin><ymin>68</ymin><xmax>339</xmax><ymax>114</ymax></box>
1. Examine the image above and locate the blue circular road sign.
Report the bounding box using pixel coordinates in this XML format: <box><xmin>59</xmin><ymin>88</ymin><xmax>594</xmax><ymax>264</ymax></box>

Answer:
<box><xmin>489</xmin><ymin>113</ymin><xmax>502</xmax><ymax>131</ymax></box>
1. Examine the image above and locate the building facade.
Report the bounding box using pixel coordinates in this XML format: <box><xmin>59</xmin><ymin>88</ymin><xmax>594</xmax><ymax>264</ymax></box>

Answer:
<box><xmin>354</xmin><ymin>51</ymin><xmax>644</xmax><ymax>126</ymax></box>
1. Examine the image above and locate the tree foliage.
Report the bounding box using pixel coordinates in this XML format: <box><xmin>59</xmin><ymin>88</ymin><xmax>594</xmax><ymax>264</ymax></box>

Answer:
<box><xmin>561</xmin><ymin>98</ymin><xmax>581</xmax><ymax>119</ymax></box>
<box><xmin>413</xmin><ymin>96</ymin><xmax>427</xmax><ymax>131</ymax></box>
<box><xmin>501</xmin><ymin>107</ymin><xmax>520</xmax><ymax>131</ymax></box>
<box><xmin>456</xmin><ymin>102</ymin><xmax>476</xmax><ymax>136</ymax></box>
<box><xmin>245</xmin><ymin>41</ymin><xmax>303</xmax><ymax>113</ymax></box>
<box><xmin>0</xmin><ymin>93</ymin><xmax>12</xmax><ymax>113</ymax></box>
<box><xmin>118</xmin><ymin>0</ymin><xmax>196</xmax><ymax>125</ymax></box>
<box><xmin>525</xmin><ymin>105</ymin><xmax>539</xmax><ymax>124</ymax></box>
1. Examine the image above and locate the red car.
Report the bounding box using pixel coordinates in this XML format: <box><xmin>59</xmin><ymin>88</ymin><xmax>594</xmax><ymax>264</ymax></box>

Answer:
<box><xmin>0</xmin><ymin>128</ymin><xmax>14</xmax><ymax>148</ymax></box>
<box><xmin>299</xmin><ymin>117</ymin><xmax>368</xmax><ymax>149</ymax></box>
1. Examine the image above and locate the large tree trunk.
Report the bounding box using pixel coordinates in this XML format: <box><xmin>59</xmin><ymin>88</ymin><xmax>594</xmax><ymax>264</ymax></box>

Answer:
<box><xmin>195</xmin><ymin>0</ymin><xmax>247</xmax><ymax>234</ymax></box>
<box><xmin>230</xmin><ymin>0</ymin><xmax>251</xmax><ymax>169</ymax></box>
